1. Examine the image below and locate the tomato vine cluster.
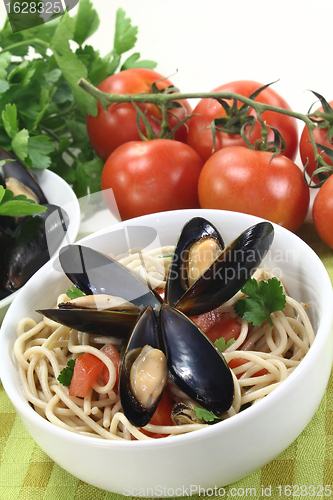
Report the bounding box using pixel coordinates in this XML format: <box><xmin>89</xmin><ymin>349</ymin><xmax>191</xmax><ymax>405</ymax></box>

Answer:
<box><xmin>80</xmin><ymin>69</ymin><xmax>333</xmax><ymax>249</ymax></box>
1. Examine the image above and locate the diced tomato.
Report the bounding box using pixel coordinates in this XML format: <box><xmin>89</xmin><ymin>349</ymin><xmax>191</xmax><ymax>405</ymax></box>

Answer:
<box><xmin>140</xmin><ymin>391</ymin><xmax>174</xmax><ymax>439</ymax></box>
<box><xmin>69</xmin><ymin>353</ymin><xmax>104</xmax><ymax>398</ymax></box>
<box><xmin>156</xmin><ymin>288</ymin><xmax>165</xmax><ymax>301</ymax></box>
<box><xmin>191</xmin><ymin>308</ymin><xmax>225</xmax><ymax>332</ymax></box>
<box><xmin>205</xmin><ymin>316</ymin><xmax>242</xmax><ymax>344</ymax></box>
<box><xmin>101</xmin><ymin>343</ymin><xmax>120</xmax><ymax>388</ymax></box>
<box><xmin>69</xmin><ymin>344</ymin><xmax>121</xmax><ymax>398</ymax></box>
<box><xmin>228</xmin><ymin>358</ymin><xmax>269</xmax><ymax>379</ymax></box>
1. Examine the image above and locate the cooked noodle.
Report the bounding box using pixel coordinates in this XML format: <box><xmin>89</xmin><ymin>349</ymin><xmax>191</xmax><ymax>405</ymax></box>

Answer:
<box><xmin>14</xmin><ymin>246</ymin><xmax>315</xmax><ymax>440</ymax></box>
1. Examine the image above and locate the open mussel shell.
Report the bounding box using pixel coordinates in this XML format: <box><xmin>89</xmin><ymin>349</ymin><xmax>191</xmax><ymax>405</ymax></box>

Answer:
<box><xmin>39</xmin><ymin>297</ymin><xmax>141</xmax><ymax>339</ymax></box>
<box><xmin>58</xmin><ymin>245</ymin><xmax>163</xmax><ymax>312</ymax></box>
<box><xmin>171</xmin><ymin>221</ymin><xmax>274</xmax><ymax>316</ymax></box>
<box><xmin>119</xmin><ymin>306</ymin><xmax>167</xmax><ymax>427</ymax></box>
<box><xmin>0</xmin><ymin>147</ymin><xmax>48</xmax><ymax>205</ymax></box>
<box><xmin>2</xmin><ymin>204</ymin><xmax>69</xmax><ymax>293</ymax></box>
<box><xmin>160</xmin><ymin>303</ymin><xmax>234</xmax><ymax>416</ymax></box>
<box><xmin>165</xmin><ymin>217</ymin><xmax>225</xmax><ymax>308</ymax></box>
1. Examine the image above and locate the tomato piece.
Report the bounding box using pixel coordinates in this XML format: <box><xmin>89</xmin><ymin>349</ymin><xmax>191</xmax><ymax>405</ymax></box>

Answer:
<box><xmin>101</xmin><ymin>139</ymin><xmax>203</xmax><ymax>221</ymax></box>
<box><xmin>312</xmin><ymin>174</ymin><xmax>333</xmax><ymax>248</ymax></box>
<box><xmin>190</xmin><ymin>308</ymin><xmax>225</xmax><ymax>333</ymax></box>
<box><xmin>198</xmin><ymin>146</ymin><xmax>310</xmax><ymax>233</ymax></box>
<box><xmin>299</xmin><ymin>100</ymin><xmax>333</xmax><ymax>184</ymax></box>
<box><xmin>101</xmin><ymin>343</ymin><xmax>120</xmax><ymax>388</ymax></box>
<box><xmin>191</xmin><ymin>310</ymin><xmax>241</xmax><ymax>343</ymax></box>
<box><xmin>205</xmin><ymin>316</ymin><xmax>242</xmax><ymax>344</ymax></box>
<box><xmin>86</xmin><ymin>68</ymin><xmax>192</xmax><ymax>162</ymax></box>
<box><xmin>69</xmin><ymin>353</ymin><xmax>104</xmax><ymax>398</ymax></box>
<box><xmin>140</xmin><ymin>391</ymin><xmax>174</xmax><ymax>439</ymax></box>
<box><xmin>187</xmin><ymin>80</ymin><xmax>298</xmax><ymax>163</ymax></box>
<box><xmin>228</xmin><ymin>358</ymin><xmax>268</xmax><ymax>378</ymax></box>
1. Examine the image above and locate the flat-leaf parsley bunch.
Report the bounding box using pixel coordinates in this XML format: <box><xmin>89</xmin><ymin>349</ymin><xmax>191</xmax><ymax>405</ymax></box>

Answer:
<box><xmin>0</xmin><ymin>1</ymin><xmax>156</xmax><ymax>198</ymax></box>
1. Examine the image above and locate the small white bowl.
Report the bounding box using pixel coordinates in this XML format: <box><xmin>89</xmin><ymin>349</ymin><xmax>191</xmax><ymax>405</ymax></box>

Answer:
<box><xmin>0</xmin><ymin>209</ymin><xmax>332</xmax><ymax>495</ymax></box>
<box><xmin>0</xmin><ymin>169</ymin><xmax>80</xmax><ymax>324</ymax></box>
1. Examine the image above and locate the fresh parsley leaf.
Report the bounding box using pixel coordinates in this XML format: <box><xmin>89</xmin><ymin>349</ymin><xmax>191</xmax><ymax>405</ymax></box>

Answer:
<box><xmin>57</xmin><ymin>359</ymin><xmax>76</xmax><ymax>387</ymax></box>
<box><xmin>0</xmin><ymin>3</ymin><xmax>156</xmax><ymax>198</ymax></box>
<box><xmin>0</xmin><ymin>185</ymin><xmax>47</xmax><ymax>217</ymax></box>
<box><xmin>194</xmin><ymin>406</ymin><xmax>220</xmax><ymax>423</ymax></box>
<box><xmin>66</xmin><ymin>286</ymin><xmax>85</xmax><ymax>300</ymax></box>
<box><xmin>234</xmin><ymin>277</ymin><xmax>286</xmax><ymax>327</ymax></box>
<box><xmin>214</xmin><ymin>337</ymin><xmax>235</xmax><ymax>352</ymax></box>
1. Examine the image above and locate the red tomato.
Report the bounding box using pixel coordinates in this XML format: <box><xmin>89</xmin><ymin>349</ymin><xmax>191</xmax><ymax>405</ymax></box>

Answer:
<box><xmin>187</xmin><ymin>80</ymin><xmax>298</xmax><ymax>163</ymax></box>
<box><xmin>101</xmin><ymin>139</ymin><xmax>203</xmax><ymax>221</ymax></box>
<box><xmin>198</xmin><ymin>146</ymin><xmax>310</xmax><ymax>233</ymax></box>
<box><xmin>312</xmin><ymin>174</ymin><xmax>333</xmax><ymax>248</ymax></box>
<box><xmin>101</xmin><ymin>343</ymin><xmax>120</xmax><ymax>388</ymax></box>
<box><xmin>69</xmin><ymin>353</ymin><xmax>104</xmax><ymax>398</ymax></box>
<box><xmin>140</xmin><ymin>391</ymin><xmax>174</xmax><ymax>438</ymax></box>
<box><xmin>86</xmin><ymin>68</ymin><xmax>192</xmax><ymax>162</ymax></box>
<box><xmin>299</xmin><ymin>100</ymin><xmax>333</xmax><ymax>184</ymax></box>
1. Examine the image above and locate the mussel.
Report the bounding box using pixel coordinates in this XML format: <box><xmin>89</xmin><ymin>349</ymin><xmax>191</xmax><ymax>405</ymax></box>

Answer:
<box><xmin>166</xmin><ymin>218</ymin><xmax>274</xmax><ymax>315</ymax></box>
<box><xmin>0</xmin><ymin>148</ymin><xmax>69</xmax><ymax>298</ymax></box>
<box><xmin>39</xmin><ymin>245</ymin><xmax>163</xmax><ymax>337</ymax></box>
<box><xmin>119</xmin><ymin>306</ymin><xmax>167</xmax><ymax>427</ymax></box>
<box><xmin>39</xmin><ymin>217</ymin><xmax>274</xmax><ymax>427</ymax></box>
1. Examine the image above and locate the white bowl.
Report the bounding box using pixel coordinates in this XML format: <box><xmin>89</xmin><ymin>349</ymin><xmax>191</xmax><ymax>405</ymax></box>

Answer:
<box><xmin>0</xmin><ymin>209</ymin><xmax>332</xmax><ymax>495</ymax></box>
<box><xmin>0</xmin><ymin>169</ymin><xmax>80</xmax><ymax>324</ymax></box>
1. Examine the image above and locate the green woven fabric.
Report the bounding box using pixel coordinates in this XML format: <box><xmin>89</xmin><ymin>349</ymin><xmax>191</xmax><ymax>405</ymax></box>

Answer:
<box><xmin>0</xmin><ymin>220</ymin><xmax>332</xmax><ymax>500</ymax></box>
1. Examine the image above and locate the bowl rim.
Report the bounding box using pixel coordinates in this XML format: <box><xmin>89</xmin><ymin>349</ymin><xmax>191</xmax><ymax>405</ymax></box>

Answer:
<box><xmin>1</xmin><ymin>208</ymin><xmax>332</xmax><ymax>449</ymax></box>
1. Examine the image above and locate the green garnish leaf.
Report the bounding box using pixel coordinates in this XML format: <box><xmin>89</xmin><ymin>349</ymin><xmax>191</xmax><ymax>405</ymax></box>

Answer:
<box><xmin>66</xmin><ymin>286</ymin><xmax>85</xmax><ymax>300</ymax></box>
<box><xmin>0</xmin><ymin>4</ymin><xmax>156</xmax><ymax>198</ymax></box>
<box><xmin>214</xmin><ymin>337</ymin><xmax>235</xmax><ymax>352</ymax></box>
<box><xmin>194</xmin><ymin>406</ymin><xmax>220</xmax><ymax>423</ymax></box>
<box><xmin>57</xmin><ymin>359</ymin><xmax>76</xmax><ymax>387</ymax></box>
<box><xmin>0</xmin><ymin>185</ymin><xmax>47</xmax><ymax>217</ymax></box>
<box><xmin>234</xmin><ymin>277</ymin><xmax>286</xmax><ymax>327</ymax></box>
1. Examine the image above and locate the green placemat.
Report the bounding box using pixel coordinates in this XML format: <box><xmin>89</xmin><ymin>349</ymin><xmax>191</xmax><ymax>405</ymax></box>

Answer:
<box><xmin>1</xmin><ymin>220</ymin><xmax>332</xmax><ymax>500</ymax></box>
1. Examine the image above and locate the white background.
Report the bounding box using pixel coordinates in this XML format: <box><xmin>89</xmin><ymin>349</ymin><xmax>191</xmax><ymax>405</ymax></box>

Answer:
<box><xmin>0</xmin><ymin>0</ymin><xmax>332</xmax><ymax>220</ymax></box>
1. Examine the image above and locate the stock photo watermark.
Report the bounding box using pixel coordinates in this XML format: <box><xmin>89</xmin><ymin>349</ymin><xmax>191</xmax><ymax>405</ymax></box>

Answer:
<box><xmin>3</xmin><ymin>0</ymin><xmax>79</xmax><ymax>32</ymax></box>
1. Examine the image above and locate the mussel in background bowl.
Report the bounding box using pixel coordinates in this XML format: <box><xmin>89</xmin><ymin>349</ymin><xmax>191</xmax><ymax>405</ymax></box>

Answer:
<box><xmin>0</xmin><ymin>209</ymin><xmax>332</xmax><ymax>495</ymax></box>
<box><xmin>0</xmin><ymin>150</ymin><xmax>81</xmax><ymax>323</ymax></box>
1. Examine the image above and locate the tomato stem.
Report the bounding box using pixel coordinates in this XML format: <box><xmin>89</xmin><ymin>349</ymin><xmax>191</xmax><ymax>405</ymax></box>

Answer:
<box><xmin>78</xmin><ymin>78</ymin><xmax>324</xmax><ymax>181</ymax></box>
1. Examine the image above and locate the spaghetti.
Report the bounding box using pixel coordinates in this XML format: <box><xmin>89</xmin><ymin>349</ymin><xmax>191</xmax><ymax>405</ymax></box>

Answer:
<box><xmin>14</xmin><ymin>246</ymin><xmax>315</xmax><ymax>440</ymax></box>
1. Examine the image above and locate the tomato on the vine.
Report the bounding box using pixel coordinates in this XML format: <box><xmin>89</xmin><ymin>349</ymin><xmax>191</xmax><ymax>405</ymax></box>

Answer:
<box><xmin>187</xmin><ymin>80</ymin><xmax>299</xmax><ymax>163</ymax></box>
<box><xmin>299</xmin><ymin>100</ymin><xmax>333</xmax><ymax>184</ymax></box>
<box><xmin>86</xmin><ymin>68</ymin><xmax>192</xmax><ymax>162</ymax></box>
<box><xmin>312</xmin><ymin>174</ymin><xmax>333</xmax><ymax>248</ymax></box>
<box><xmin>198</xmin><ymin>146</ymin><xmax>310</xmax><ymax>233</ymax></box>
<box><xmin>101</xmin><ymin>139</ymin><xmax>203</xmax><ymax>221</ymax></box>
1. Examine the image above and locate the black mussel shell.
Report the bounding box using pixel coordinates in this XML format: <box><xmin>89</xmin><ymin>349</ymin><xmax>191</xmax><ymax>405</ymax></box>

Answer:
<box><xmin>172</xmin><ymin>221</ymin><xmax>274</xmax><ymax>316</ymax></box>
<box><xmin>165</xmin><ymin>217</ymin><xmax>225</xmax><ymax>308</ymax></box>
<box><xmin>2</xmin><ymin>204</ymin><xmax>69</xmax><ymax>293</ymax></box>
<box><xmin>160</xmin><ymin>304</ymin><xmax>234</xmax><ymax>416</ymax></box>
<box><xmin>119</xmin><ymin>306</ymin><xmax>167</xmax><ymax>427</ymax></box>
<box><xmin>0</xmin><ymin>147</ymin><xmax>48</xmax><ymax>205</ymax></box>
<box><xmin>58</xmin><ymin>245</ymin><xmax>163</xmax><ymax>312</ymax></box>
<box><xmin>38</xmin><ymin>307</ymin><xmax>140</xmax><ymax>339</ymax></box>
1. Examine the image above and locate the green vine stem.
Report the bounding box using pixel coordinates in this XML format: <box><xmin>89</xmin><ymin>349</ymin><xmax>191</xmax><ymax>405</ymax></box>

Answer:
<box><xmin>78</xmin><ymin>78</ymin><xmax>329</xmax><ymax>186</ymax></box>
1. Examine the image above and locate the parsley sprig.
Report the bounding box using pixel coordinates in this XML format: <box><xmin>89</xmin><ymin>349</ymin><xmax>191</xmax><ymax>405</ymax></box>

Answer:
<box><xmin>0</xmin><ymin>2</ymin><xmax>156</xmax><ymax>198</ymax></box>
<box><xmin>234</xmin><ymin>277</ymin><xmax>286</xmax><ymax>327</ymax></box>
<box><xmin>57</xmin><ymin>359</ymin><xmax>75</xmax><ymax>387</ymax></box>
<box><xmin>65</xmin><ymin>285</ymin><xmax>85</xmax><ymax>300</ymax></box>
